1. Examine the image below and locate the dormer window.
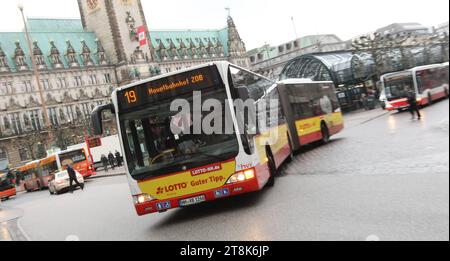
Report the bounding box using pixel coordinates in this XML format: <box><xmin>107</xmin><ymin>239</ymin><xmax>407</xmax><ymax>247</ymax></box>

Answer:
<box><xmin>286</xmin><ymin>43</ymin><xmax>292</xmax><ymax>51</ymax></box>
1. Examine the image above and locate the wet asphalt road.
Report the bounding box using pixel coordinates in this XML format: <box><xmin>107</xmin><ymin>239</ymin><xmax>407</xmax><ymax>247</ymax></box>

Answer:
<box><xmin>2</xmin><ymin>99</ymin><xmax>449</xmax><ymax>241</ymax></box>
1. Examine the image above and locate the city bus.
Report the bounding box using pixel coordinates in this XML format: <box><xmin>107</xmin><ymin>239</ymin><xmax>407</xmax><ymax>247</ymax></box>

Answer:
<box><xmin>56</xmin><ymin>148</ymin><xmax>95</xmax><ymax>178</ymax></box>
<box><xmin>381</xmin><ymin>63</ymin><xmax>449</xmax><ymax>111</ymax></box>
<box><xmin>0</xmin><ymin>170</ymin><xmax>16</xmax><ymax>201</ymax></box>
<box><xmin>17</xmin><ymin>156</ymin><xmax>58</xmax><ymax>192</ymax></box>
<box><xmin>91</xmin><ymin>61</ymin><xmax>343</xmax><ymax>216</ymax></box>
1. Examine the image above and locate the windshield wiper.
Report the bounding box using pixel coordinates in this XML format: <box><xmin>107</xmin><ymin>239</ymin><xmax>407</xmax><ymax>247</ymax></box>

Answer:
<box><xmin>186</xmin><ymin>150</ymin><xmax>231</xmax><ymax>162</ymax></box>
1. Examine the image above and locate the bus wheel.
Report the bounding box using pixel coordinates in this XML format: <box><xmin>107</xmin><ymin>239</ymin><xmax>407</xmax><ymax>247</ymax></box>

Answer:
<box><xmin>287</xmin><ymin>133</ymin><xmax>295</xmax><ymax>162</ymax></box>
<box><xmin>445</xmin><ymin>88</ymin><xmax>449</xmax><ymax>98</ymax></box>
<box><xmin>428</xmin><ymin>93</ymin><xmax>433</xmax><ymax>105</ymax></box>
<box><xmin>265</xmin><ymin>148</ymin><xmax>276</xmax><ymax>187</ymax></box>
<box><xmin>321</xmin><ymin>122</ymin><xmax>330</xmax><ymax>144</ymax></box>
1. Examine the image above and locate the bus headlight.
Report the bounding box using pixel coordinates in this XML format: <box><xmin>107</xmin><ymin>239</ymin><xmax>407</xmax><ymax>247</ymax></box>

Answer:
<box><xmin>134</xmin><ymin>194</ymin><xmax>154</xmax><ymax>205</ymax></box>
<box><xmin>227</xmin><ymin>169</ymin><xmax>255</xmax><ymax>184</ymax></box>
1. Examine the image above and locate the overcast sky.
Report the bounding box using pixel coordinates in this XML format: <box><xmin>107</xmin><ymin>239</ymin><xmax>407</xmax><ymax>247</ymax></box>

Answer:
<box><xmin>0</xmin><ymin>0</ymin><xmax>448</xmax><ymax>50</ymax></box>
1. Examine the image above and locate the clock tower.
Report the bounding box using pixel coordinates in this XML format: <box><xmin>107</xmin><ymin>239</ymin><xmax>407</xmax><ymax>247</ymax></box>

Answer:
<box><xmin>77</xmin><ymin>0</ymin><xmax>154</xmax><ymax>83</ymax></box>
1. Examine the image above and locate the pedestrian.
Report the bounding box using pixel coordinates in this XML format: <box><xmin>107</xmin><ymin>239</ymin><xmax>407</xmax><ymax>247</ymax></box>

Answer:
<box><xmin>108</xmin><ymin>152</ymin><xmax>115</xmax><ymax>170</ymax></box>
<box><xmin>65</xmin><ymin>164</ymin><xmax>84</xmax><ymax>193</ymax></box>
<box><xmin>115</xmin><ymin>150</ymin><xmax>122</xmax><ymax>167</ymax></box>
<box><xmin>407</xmin><ymin>89</ymin><xmax>421</xmax><ymax>120</ymax></box>
<box><xmin>101</xmin><ymin>154</ymin><xmax>109</xmax><ymax>172</ymax></box>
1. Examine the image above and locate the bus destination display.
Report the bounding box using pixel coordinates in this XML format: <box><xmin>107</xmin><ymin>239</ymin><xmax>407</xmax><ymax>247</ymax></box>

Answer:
<box><xmin>118</xmin><ymin>66</ymin><xmax>221</xmax><ymax>111</ymax></box>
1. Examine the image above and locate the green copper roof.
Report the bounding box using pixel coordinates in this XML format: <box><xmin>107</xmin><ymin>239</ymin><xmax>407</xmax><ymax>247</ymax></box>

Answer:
<box><xmin>27</xmin><ymin>18</ymin><xmax>85</xmax><ymax>33</ymax></box>
<box><xmin>0</xmin><ymin>31</ymin><xmax>101</xmax><ymax>72</ymax></box>
<box><xmin>149</xmin><ymin>28</ymin><xmax>229</xmax><ymax>56</ymax></box>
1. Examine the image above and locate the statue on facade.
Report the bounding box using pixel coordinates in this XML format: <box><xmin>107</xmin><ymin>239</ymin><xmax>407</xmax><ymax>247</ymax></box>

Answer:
<box><xmin>49</xmin><ymin>41</ymin><xmax>63</xmax><ymax>69</ymax></box>
<box><xmin>33</xmin><ymin>41</ymin><xmax>47</xmax><ymax>69</ymax></box>
<box><xmin>95</xmin><ymin>39</ymin><xmax>108</xmax><ymax>65</ymax></box>
<box><xmin>0</xmin><ymin>45</ymin><xmax>10</xmax><ymax>72</ymax></box>
<box><xmin>65</xmin><ymin>40</ymin><xmax>79</xmax><ymax>67</ymax></box>
<box><xmin>125</xmin><ymin>11</ymin><xmax>138</xmax><ymax>41</ymax></box>
<box><xmin>14</xmin><ymin>41</ymin><xmax>28</xmax><ymax>70</ymax></box>
<box><xmin>81</xmin><ymin>40</ymin><xmax>94</xmax><ymax>66</ymax></box>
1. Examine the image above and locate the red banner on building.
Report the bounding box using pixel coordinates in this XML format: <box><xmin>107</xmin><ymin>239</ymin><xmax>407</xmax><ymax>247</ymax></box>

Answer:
<box><xmin>138</xmin><ymin>26</ymin><xmax>147</xmax><ymax>46</ymax></box>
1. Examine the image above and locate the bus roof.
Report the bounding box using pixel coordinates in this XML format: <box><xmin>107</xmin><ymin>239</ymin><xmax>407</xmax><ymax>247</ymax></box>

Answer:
<box><xmin>17</xmin><ymin>160</ymin><xmax>40</xmax><ymax>171</ymax></box>
<box><xmin>114</xmin><ymin>61</ymin><xmax>272</xmax><ymax>95</ymax></box>
<box><xmin>411</xmin><ymin>63</ymin><xmax>447</xmax><ymax>72</ymax></box>
<box><xmin>57</xmin><ymin>148</ymin><xmax>85</xmax><ymax>155</ymax></box>
<box><xmin>278</xmin><ymin>79</ymin><xmax>334</xmax><ymax>85</ymax></box>
<box><xmin>381</xmin><ymin>70</ymin><xmax>412</xmax><ymax>80</ymax></box>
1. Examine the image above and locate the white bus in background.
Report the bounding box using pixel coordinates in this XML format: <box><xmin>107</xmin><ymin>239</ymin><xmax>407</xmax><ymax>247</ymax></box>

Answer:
<box><xmin>67</xmin><ymin>135</ymin><xmax>123</xmax><ymax>169</ymax></box>
<box><xmin>381</xmin><ymin>63</ymin><xmax>449</xmax><ymax>111</ymax></box>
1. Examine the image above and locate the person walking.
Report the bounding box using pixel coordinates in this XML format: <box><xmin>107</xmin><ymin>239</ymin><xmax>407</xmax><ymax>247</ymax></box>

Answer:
<box><xmin>115</xmin><ymin>150</ymin><xmax>122</xmax><ymax>167</ymax></box>
<box><xmin>101</xmin><ymin>154</ymin><xmax>109</xmax><ymax>172</ymax></box>
<box><xmin>66</xmin><ymin>164</ymin><xmax>84</xmax><ymax>193</ymax></box>
<box><xmin>407</xmin><ymin>89</ymin><xmax>421</xmax><ymax>120</ymax></box>
<box><xmin>108</xmin><ymin>152</ymin><xmax>115</xmax><ymax>170</ymax></box>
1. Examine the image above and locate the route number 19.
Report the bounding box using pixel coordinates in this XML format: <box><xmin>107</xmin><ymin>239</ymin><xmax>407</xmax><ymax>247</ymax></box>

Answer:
<box><xmin>124</xmin><ymin>90</ymin><xmax>137</xmax><ymax>104</ymax></box>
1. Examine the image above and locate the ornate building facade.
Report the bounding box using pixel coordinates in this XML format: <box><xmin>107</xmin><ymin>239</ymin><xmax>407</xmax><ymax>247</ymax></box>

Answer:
<box><xmin>0</xmin><ymin>0</ymin><xmax>249</xmax><ymax>168</ymax></box>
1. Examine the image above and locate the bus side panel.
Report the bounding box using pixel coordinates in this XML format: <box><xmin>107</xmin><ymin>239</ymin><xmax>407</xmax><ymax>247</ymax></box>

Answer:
<box><xmin>296</xmin><ymin>116</ymin><xmax>322</xmax><ymax>145</ymax></box>
<box><xmin>277</xmin><ymin>83</ymin><xmax>301</xmax><ymax>151</ymax></box>
<box><xmin>0</xmin><ymin>187</ymin><xmax>16</xmax><ymax>199</ymax></box>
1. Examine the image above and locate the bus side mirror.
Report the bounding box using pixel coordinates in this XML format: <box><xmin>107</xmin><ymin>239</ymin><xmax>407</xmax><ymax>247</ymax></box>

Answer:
<box><xmin>237</xmin><ymin>87</ymin><xmax>250</xmax><ymax>101</ymax></box>
<box><xmin>91</xmin><ymin>103</ymin><xmax>115</xmax><ymax>136</ymax></box>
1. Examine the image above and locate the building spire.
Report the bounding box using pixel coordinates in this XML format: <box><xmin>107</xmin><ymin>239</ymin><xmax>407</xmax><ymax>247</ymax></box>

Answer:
<box><xmin>226</xmin><ymin>14</ymin><xmax>249</xmax><ymax>68</ymax></box>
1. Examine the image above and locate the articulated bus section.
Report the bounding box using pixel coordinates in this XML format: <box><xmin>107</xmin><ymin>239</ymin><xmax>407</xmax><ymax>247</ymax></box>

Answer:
<box><xmin>92</xmin><ymin>61</ymin><xmax>344</xmax><ymax>216</ymax></box>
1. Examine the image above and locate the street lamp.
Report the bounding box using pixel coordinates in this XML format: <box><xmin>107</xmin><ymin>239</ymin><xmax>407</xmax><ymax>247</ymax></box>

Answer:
<box><xmin>18</xmin><ymin>4</ymin><xmax>53</xmax><ymax>145</ymax></box>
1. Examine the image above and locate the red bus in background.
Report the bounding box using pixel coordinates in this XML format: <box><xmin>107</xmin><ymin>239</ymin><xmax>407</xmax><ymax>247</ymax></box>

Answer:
<box><xmin>381</xmin><ymin>63</ymin><xmax>449</xmax><ymax>111</ymax></box>
<box><xmin>0</xmin><ymin>171</ymin><xmax>16</xmax><ymax>201</ymax></box>
<box><xmin>56</xmin><ymin>148</ymin><xmax>95</xmax><ymax>178</ymax></box>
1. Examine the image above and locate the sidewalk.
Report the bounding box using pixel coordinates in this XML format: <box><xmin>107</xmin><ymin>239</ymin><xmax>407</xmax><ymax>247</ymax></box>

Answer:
<box><xmin>0</xmin><ymin>207</ymin><xmax>27</xmax><ymax>241</ymax></box>
<box><xmin>89</xmin><ymin>166</ymin><xmax>126</xmax><ymax>179</ymax></box>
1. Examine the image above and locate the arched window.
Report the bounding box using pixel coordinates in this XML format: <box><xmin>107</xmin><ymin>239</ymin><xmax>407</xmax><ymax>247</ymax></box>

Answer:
<box><xmin>3</xmin><ymin>117</ymin><xmax>11</xmax><ymax>130</ymax></box>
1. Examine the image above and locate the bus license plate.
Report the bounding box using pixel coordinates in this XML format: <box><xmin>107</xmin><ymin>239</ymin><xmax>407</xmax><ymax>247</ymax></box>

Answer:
<box><xmin>179</xmin><ymin>195</ymin><xmax>206</xmax><ymax>207</ymax></box>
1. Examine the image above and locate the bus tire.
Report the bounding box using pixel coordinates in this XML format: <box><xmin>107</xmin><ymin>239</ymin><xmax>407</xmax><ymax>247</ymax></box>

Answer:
<box><xmin>445</xmin><ymin>88</ymin><xmax>449</xmax><ymax>98</ymax></box>
<box><xmin>287</xmin><ymin>133</ymin><xmax>295</xmax><ymax>162</ymax></box>
<box><xmin>428</xmin><ymin>93</ymin><xmax>433</xmax><ymax>105</ymax></box>
<box><xmin>321</xmin><ymin>122</ymin><xmax>330</xmax><ymax>144</ymax></box>
<box><xmin>265</xmin><ymin>148</ymin><xmax>276</xmax><ymax>187</ymax></box>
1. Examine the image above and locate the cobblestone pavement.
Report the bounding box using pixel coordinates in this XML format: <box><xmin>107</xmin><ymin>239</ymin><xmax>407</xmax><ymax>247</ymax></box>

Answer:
<box><xmin>2</xmin><ymin>99</ymin><xmax>448</xmax><ymax>241</ymax></box>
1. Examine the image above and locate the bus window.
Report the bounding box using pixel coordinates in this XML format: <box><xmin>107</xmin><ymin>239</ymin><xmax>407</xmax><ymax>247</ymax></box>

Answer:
<box><xmin>417</xmin><ymin>68</ymin><xmax>444</xmax><ymax>94</ymax></box>
<box><xmin>229</xmin><ymin>66</ymin><xmax>273</xmax><ymax>101</ymax></box>
<box><xmin>384</xmin><ymin>75</ymin><xmax>414</xmax><ymax>101</ymax></box>
<box><xmin>59</xmin><ymin>150</ymin><xmax>87</xmax><ymax>166</ymax></box>
<box><xmin>286</xmin><ymin>84</ymin><xmax>315</xmax><ymax>120</ymax></box>
<box><xmin>42</xmin><ymin>160</ymin><xmax>58</xmax><ymax>176</ymax></box>
<box><xmin>119</xmin><ymin>80</ymin><xmax>239</xmax><ymax>180</ymax></box>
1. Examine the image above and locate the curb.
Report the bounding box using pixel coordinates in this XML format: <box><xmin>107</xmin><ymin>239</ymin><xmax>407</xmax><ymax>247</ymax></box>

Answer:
<box><xmin>358</xmin><ymin>111</ymin><xmax>390</xmax><ymax>125</ymax></box>
<box><xmin>88</xmin><ymin>173</ymin><xmax>126</xmax><ymax>179</ymax></box>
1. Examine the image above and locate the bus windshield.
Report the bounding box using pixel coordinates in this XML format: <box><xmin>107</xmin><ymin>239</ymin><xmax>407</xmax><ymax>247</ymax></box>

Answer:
<box><xmin>384</xmin><ymin>74</ymin><xmax>414</xmax><ymax>101</ymax></box>
<box><xmin>119</xmin><ymin>82</ymin><xmax>239</xmax><ymax>180</ymax></box>
<box><xmin>59</xmin><ymin>150</ymin><xmax>87</xmax><ymax>165</ymax></box>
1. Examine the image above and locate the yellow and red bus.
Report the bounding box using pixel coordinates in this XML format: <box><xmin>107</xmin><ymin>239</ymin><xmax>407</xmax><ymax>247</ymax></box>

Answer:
<box><xmin>381</xmin><ymin>63</ymin><xmax>449</xmax><ymax>111</ymax></box>
<box><xmin>91</xmin><ymin>62</ymin><xmax>343</xmax><ymax>216</ymax></box>
<box><xmin>56</xmin><ymin>148</ymin><xmax>95</xmax><ymax>178</ymax></box>
<box><xmin>17</xmin><ymin>156</ymin><xmax>58</xmax><ymax>192</ymax></box>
